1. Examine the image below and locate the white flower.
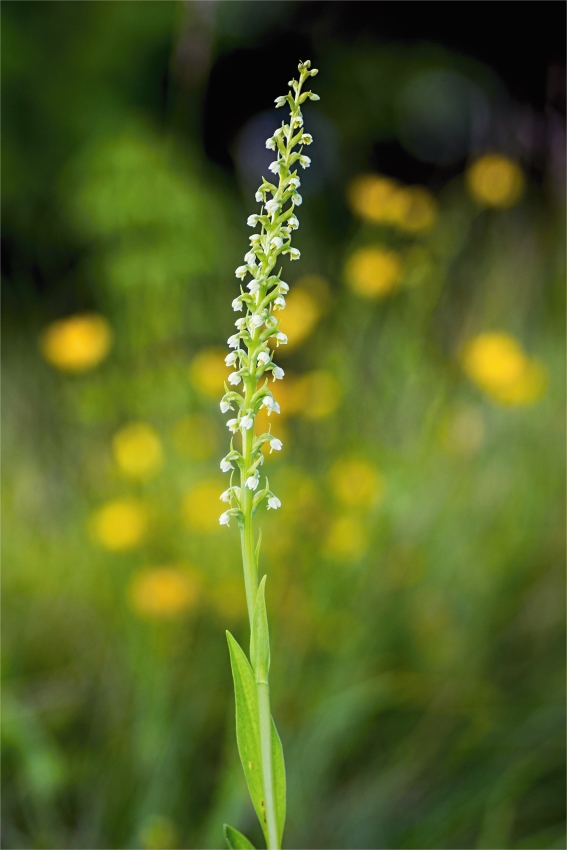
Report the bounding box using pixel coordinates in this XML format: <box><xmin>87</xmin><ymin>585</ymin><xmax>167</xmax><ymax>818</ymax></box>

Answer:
<box><xmin>247</xmin><ymin>280</ymin><xmax>261</xmax><ymax>294</ymax></box>
<box><xmin>219</xmin><ymin>511</ymin><xmax>231</xmax><ymax>526</ymax></box>
<box><xmin>270</xmin><ymin>237</ymin><xmax>283</xmax><ymax>249</ymax></box>
<box><xmin>240</xmin><ymin>415</ymin><xmax>254</xmax><ymax>430</ymax></box>
<box><xmin>265</xmin><ymin>137</ymin><xmax>276</xmax><ymax>150</ymax></box>
<box><xmin>300</xmin><ymin>133</ymin><xmax>313</xmax><ymax>145</ymax></box>
<box><xmin>288</xmin><ymin>247</ymin><xmax>301</xmax><ymax>260</ymax></box>
<box><xmin>249</xmin><ymin>314</ymin><xmax>264</xmax><ymax>328</ymax></box>
<box><xmin>220</xmin><ymin>489</ymin><xmax>231</xmax><ymax>502</ymax></box>
<box><xmin>257</xmin><ymin>351</ymin><xmax>270</xmax><ymax>366</ymax></box>
<box><xmin>244</xmin><ymin>251</ymin><xmax>256</xmax><ymax>264</ymax></box>
<box><xmin>220</xmin><ymin>457</ymin><xmax>233</xmax><ymax>472</ymax></box>
<box><xmin>274</xmin><ymin>96</ymin><xmax>287</xmax><ymax>108</ymax></box>
<box><xmin>262</xmin><ymin>395</ymin><xmax>280</xmax><ymax>414</ymax></box>
<box><xmin>232</xmin><ymin>298</ymin><xmax>243</xmax><ymax>312</ymax></box>
<box><xmin>268</xmin><ymin>161</ymin><xmax>280</xmax><ymax>175</ymax></box>
<box><xmin>235</xmin><ymin>265</ymin><xmax>248</xmax><ymax>279</ymax></box>
<box><xmin>275</xmin><ymin>332</ymin><xmax>288</xmax><ymax>344</ymax></box>
<box><xmin>220</xmin><ymin>400</ymin><xmax>231</xmax><ymax>413</ymax></box>
<box><xmin>265</xmin><ymin>198</ymin><xmax>279</xmax><ymax>215</ymax></box>
<box><xmin>278</xmin><ymin>281</ymin><xmax>289</xmax><ymax>293</ymax></box>
<box><xmin>299</xmin><ymin>155</ymin><xmax>311</xmax><ymax>169</ymax></box>
<box><xmin>267</xmin><ymin>496</ymin><xmax>281</xmax><ymax>510</ymax></box>
<box><xmin>227</xmin><ymin>334</ymin><xmax>240</xmax><ymax>348</ymax></box>
<box><xmin>287</xmin><ymin>215</ymin><xmax>299</xmax><ymax>230</ymax></box>
<box><xmin>288</xmin><ymin>176</ymin><xmax>301</xmax><ymax>189</ymax></box>
<box><xmin>293</xmin><ymin>192</ymin><xmax>303</xmax><ymax>206</ymax></box>
<box><xmin>226</xmin><ymin>419</ymin><xmax>239</xmax><ymax>432</ymax></box>
<box><xmin>247</xmin><ymin>214</ymin><xmax>260</xmax><ymax>227</ymax></box>
<box><xmin>246</xmin><ymin>475</ymin><xmax>259</xmax><ymax>490</ymax></box>
<box><xmin>269</xmin><ymin>438</ymin><xmax>283</xmax><ymax>452</ymax></box>
<box><xmin>292</xmin><ymin>115</ymin><xmax>303</xmax><ymax>128</ymax></box>
<box><xmin>255</xmin><ymin>190</ymin><xmax>264</xmax><ymax>202</ymax></box>
<box><xmin>225</xmin><ymin>351</ymin><xmax>238</xmax><ymax>366</ymax></box>
<box><xmin>228</xmin><ymin>372</ymin><xmax>241</xmax><ymax>386</ymax></box>
<box><xmin>274</xmin><ymin>126</ymin><xmax>284</xmax><ymax>137</ymax></box>
<box><xmin>272</xmin><ymin>366</ymin><xmax>285</xmax><ymax>380</ymax></box>
<box><xmin>274</xmin><ymin>296</ymin><xmax>286</xmax><ymax>309</ymax></box>
<box><xmin>234</xmin><ymin>318</ymin><xmax>246</xmax><ymax>330</ymax></box>
<box><xmin>308</xmin><ymin>93</ymin><xmax>320</xmax><ymax>101</ymax></box>
<box><xmin>250</xmin><ymin>233</ymin><xmax>262</xmax><ymax>245</ymax></box>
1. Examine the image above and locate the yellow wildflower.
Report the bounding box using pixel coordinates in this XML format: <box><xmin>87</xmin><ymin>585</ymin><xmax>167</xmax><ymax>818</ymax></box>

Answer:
<box><xmin>466</xmin><ymin>154</ymin><xmax>525</xmax><ymax>208</ymax></box>
<box><xmin>345</xmin><ymin>246</ymin><xmax>402</xmax><ymax>298</ymax></box>
<box><xmin>190</xmin><ymin>348</ymin><xmax>229</xmax><ymax>398</ymax></box>
<box><xmin>39</xmin><ymin>313</ymin><xmax>113</xmax><ymax>373</ymax></box>
<box><xmin>183</xmin><ymin>480</ymin><xmax>225</xmax><ymax>532</ymax></box>
<box><xmin>348</xmin><ymin>174</ymin><xmax>437</xmax><ymax>232</ymax></box>
<box><xmin>324</xmin><ymin>515</ymin><xmax>368</xmax><ymax>560</ymax></box>
<box><xmin>128</xmin><ymin>566</ymin><xmax>199</xmax><ymax>619</ymax></box>
<box><xmin>461</xmin><ymin>332</ymin><xmax>547</xmax><ymax>405</ymax></box>
<box><xmin>329</xmin><ymin>457</ymin><xmax>383</xmax><ymax>507</ymax></box>
<box><xmin>112</xmin><ymin>422</ymin><xmax>163</xmax><ymax>479</ymax></box>
<box><xmin>89</xmin><ymin>497</ymin><xmax>148</xmax><ymax>551</ymax></box>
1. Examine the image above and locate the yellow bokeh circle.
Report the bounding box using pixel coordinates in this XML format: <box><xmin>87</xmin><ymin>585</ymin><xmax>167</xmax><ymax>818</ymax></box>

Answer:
<box><xmin>183</xmin><ymin>480</ymin><xmax>224</xmax><ymax>532</ymax></box>
<box><xmin>128</xmin><ymin>566</ymin><xmax>199</xmax><ymax>619</ymax></box>
<box><xmin>329</xmin><ymin>458</ymin><xmax>383</xmax><ymax>507</ymax></box>
<box><xmin>461</xmin><ymin>332</ymin><xmax>546</xmax><ymax>405</ymax></box>
<box><xmin>89</xmin><ymin>497</ymin><xmax>148</xmax><ymax>551</ymax></box>
<box><xmin>345</xmin><ymin>247</ymin><xmax>402</xmax><ymax>299</ymax></box>
<box><xmin>190</xmin><ymin>348</ymin><xmax>229</xmax><ymax>398</ymax></box>
<box><xmin>348</xmin><ymin>174</ymin><xmax>437</xmax><ymax>232</ymax></box>
<box><xmin>112</xmin><ymin>422</ymin><xmax>163</xmax><ymax>479</ymax></box>
<box><xmin>324</xmin><ymin>515</ymin><xmax>368</xmax><ymax>560</ymax></box>
<box><xmin>40</xmin><ymin>313</ymin><xmax>113</xmax><ymax>373</ymax></box>
<box><xmin>466</xmin><ymin>154</ymin><xmax>525</xmax><ymax>208</ymax></box>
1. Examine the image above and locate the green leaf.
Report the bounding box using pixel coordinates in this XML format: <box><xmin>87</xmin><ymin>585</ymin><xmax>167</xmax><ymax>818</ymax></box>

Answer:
<box><xmin>271</xmin><ymin>716</ymin><xmax>286</xmax><ymax>844</ymax></box>
<box><xmin>250</xmin><ymin>576</ymin><xmax>270</xmax><ymax>684</ymax></box>
<box><xmin>223</xmin><ymin>824</ymin><xmax>256</xmax><ymax>849</ymax></box>
<box><xmin>226</xmin><ymin>631</ymin><xmax>267</xmax><ymax>842</ymax></box>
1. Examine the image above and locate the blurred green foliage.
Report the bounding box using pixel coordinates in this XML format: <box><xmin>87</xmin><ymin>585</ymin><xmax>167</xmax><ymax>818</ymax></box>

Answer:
<box><xmin>2</xmin><ymin>3</ymin><xmax>565</xmax><ymax>849</ymax></box>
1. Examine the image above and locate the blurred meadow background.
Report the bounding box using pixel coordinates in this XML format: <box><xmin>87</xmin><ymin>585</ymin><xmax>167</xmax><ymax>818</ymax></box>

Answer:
<box><xmin>2</xmin><ymin>2</ymin><xmax>565</xmax><ymax>848</ymax></box>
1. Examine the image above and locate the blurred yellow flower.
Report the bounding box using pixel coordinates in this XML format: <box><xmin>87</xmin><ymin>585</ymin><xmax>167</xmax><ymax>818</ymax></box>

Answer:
<box><xmin>348</xmin><ymin>174</ymin><xmax>437</xmax><ymax>232</ymax></box>
<box><xmin>89</xmin><ymin>497</ymin><xmax>148</xmax><ymax>551</ymax></box>
<box><xmin>466</xmin><ymin>154</ymin><xmax>525</xmax><ymax>208</ymax></box>
<box><xmin>190</xmin><ymin>348</ymin><xmax>228</xmax><ymax>398</ymax></box>
<box><xmin>128</xmin><ymin>566</ymin><xmax>199</xmax><ymax>620</ymax></box>
<box><xmin>275</xmin><ymin>288</ymin><xmax>320</xmax><ymax>351</ymax></box>
<box><xmin>140</xmin><ymin>815</ymin><xmax>178</xmax><ymax>850</ymax></box>
<box><xmin>329</xmin><ymin>457</ymin><xmax>383</xmax><ymax>507</ymax></box>
<box><xmin>296</xmin><ymin>371</ymin><xmax>341</xmax><ymax>420</ymax></box>
<box><xmin>172</xmin><ymin>414</ymin><xmax>218</xmax><ymax>461</ymax></box>
<box><xmin>345</xmin><ymin>246</ymin><xmax>402</xmax><ymax>299</ymax></box>
<box><xmin>324</xmin><ymin>515</ymin><xmax>368</xmax><ymax>560</ymax></box>
<box><xmin>183</xmin><ymin>480</ymin><xmax>224</xmax><ymax>532</ymax></box>
<box><xmin>461</xmin><ymin>332</ymin><xmax>547</xmax><ymax>405</ymax></box>
<box><xmin>112</xmin><ymin>422</ymin><xmax>163</xmax><ymax>479</ymax></box>
<box><xmin>39</xmin><ymin>313</ymin><xmax>113</xmax><ymax>373</ymax></box>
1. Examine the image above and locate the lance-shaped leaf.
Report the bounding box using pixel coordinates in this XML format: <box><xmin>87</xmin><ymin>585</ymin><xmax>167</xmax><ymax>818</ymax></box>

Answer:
<box><xmin>226</xmin><ymin>631</ymin><xmax>268</xmax><ymax>842</ymax></box>
<box><xmin>271</xmin><ymin>716</ymin><xmax>286</xmax><ymax>844</ymax></box>
<box><xmin>223</xmin><ymin>824</ymin><xmax>256</xmax><ymax>849</ymax></box>
<box><xmin>250</xmin><ymin>576</ymin><xmax>270</xmax><ymax>684</ymax></box>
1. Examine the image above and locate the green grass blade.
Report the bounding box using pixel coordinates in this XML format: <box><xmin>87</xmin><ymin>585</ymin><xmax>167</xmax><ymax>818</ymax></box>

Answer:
<box><xmin>250</xmin><ymin>576</ymin><xmax>270</xmax><ymax>684</ymax></box>
<box><xmin>226</xmin><ymin>631</ymin><xmax>268</xmax><ymax>843</ymax></box>
<box><xmin>223</xmin><ymin>824</ymin><xmax>256</xmax><ymax>849</ymax></box>
<box><xmin>271</xmin><ymin>716</ymin><xmax>286</xmax><ymax>844</ymax></box>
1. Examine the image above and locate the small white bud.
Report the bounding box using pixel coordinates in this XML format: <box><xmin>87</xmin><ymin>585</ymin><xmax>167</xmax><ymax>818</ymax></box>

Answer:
<box><xmin>287</xmin><ymin>216</ymin><xmax>299</xmax><ymax>230</ymax></box>
<box><xmin>275</xmin><ymin>332</ymin><xmax>288</xmax><ymax>344</ymax></box>
<box><xmin>247</xmin><ymin>280</ymin><xmax>261</xmax><ymax>295</ymax></box>
<box><xmin>269</xmin><ymin>438</ymin><xmax>283</xmax><ymax>453</ymax></box>
<box><xmin>219</xmin><ymin>511</ymin><xmax>231</xmax><ymax>526</ymax></box>
<box><xmin>274</xmin><ymin>296</ymin><xmax>286</xmax><ymax>309</ymax></box>
<box><xmin>220</xmin><ymin>458</ymin><xmax>233</xmax><ymax>472</ymax></box>
<box><xmin>240</xmin><ymin>415</ymin><xmax>254</xmax><ymax>430</ymax></box>
<box><xmin>234</xmin><ymin>318</ymin><xmax>246</xmax><ymax>330</ymax></box>
<box><xmin>267</xmin><ymin>496</ymin><xmax>281</xmax><ymax>510</ymax></box>
<box><xmin>246</xmin><ymin>475</ymin><xmax>259</xmax><ymax>490</ymax></box>
<box><xmin>292</xmin><ymin>115</ymin><xmax>303</xmax><ymax>128</ymax></box>
<box><xmin>262</xmin><ymin>395</ymin><xmax>280</xmax><ymax>415</ymax></box>
<box><xmin>288</xmin><ymin>247</ymin><xmax>301</xmax><ymax>260</ymax></box>
<box><xmin>247</xmin><ymin>214</ymin><xmax>260</xmax><ymax>227</ymax></box>
<box><xmin>220</xmin><ymin>400</ymin><xmax>231</xmax><ymax>413</ymax></box>
<box><xmin>227</xmin><ymin>334</ymin><xmax>240</xmax><ymax>348</ymax></box>
<box><xmin>228</xmin><ymin>372</ymin><xmax>241</xmax><ymax>386</ymax></box>
<box><xmin>257</xmin><ymin>351</ymin><xmax>270</xmax><ymax>366</ymax></box>
<box><xmin>220</xmin><ymin>489</ymin><xmax>231</xmax><ymax>503</ymax></box>
<box><xmin>250</xmin><ymin>233</ymin><xmax>262</xmax><ymax>245</ymax></box>
<box><xmin>300</xmin><ymin>133</ymin><xmax>313</xmax><ymax>145</ymax></box>
<box><xmin>272</xmin><ymin>366</ymin><xmax>285</xmax><ymax>381</ymax></box>
<box><xmin>235</xmin><ymin>265</ymin><xmax>247</xmax><ymax>279</ymax></box>
<box><xmin>288</xmin><ymin>176</ymin><xmax>301</xmax><ymax>189</ymax></box>
<box><xmin>225</xmin><ymin>351</ymin><xmax>238</xmax><ymax>366</ymax></box>
<box><xmin>244</xmin><ymin>250</ymin><xmax>256</xmax><ymax>264</ymax></box>
<box><xmin>309</xmin><ymin>93</ymin><xmax>320</xmax><ymax>100</ymax></box>
<box><xmin>268</xmin><ymin>161</ymin><xmax>280</xmax><ymax>175</ymax></box>
<box><xmin>274</xmin><ymin>96</ymin><xmax>287</xmax><ymax>108</ymax></box>
<box><xmin>232</xmin><ymin>298</ymin><xmax>243</xmax><ymax>312</ymax></box>
<box><xmin>293</xmin><ymin>192</ymin><xmax>303</xmax><ymax>206</ymax></box>
<box><xmin>299</xmin><ymin>155</ymin><xmax>311</xmax><ymax>169</ymax></box>
<box><xmin>310</xmin><ymin>69</ymin><xmax>319</xmax><ymax>77</ymax></box>
<box><xmin>278</xmin><ymin>281</ymin><xmax>290</xmax><ymax>293</ymax></box>
<box><xmin>265</xmin><ymin>137</ymin><xmax>276</xmax><ymax>150</ymax></box>
<box><xmin>226</xmin><ymin>419</ymin><xmax>239</xmax><ymax>433</ymax></box>
<box><xmin>270</xmin><ymin>237</ymin><xmax>284</xmax><ymax>249</ymax></box>
<box><xmin>249</xmin><ymin>314</ymin><xmax>264</xmax><ymax>328</ymax></box>
<box><xmin>265</xmin><ymin>198</ymin><xmax>279</xmax><ymax>215</ymax></box>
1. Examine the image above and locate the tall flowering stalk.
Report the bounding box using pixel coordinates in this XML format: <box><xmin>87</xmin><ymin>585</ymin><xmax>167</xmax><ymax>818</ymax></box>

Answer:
<box><xmin>219</xmin><ymin>61</ymin><xmax>319</xmax><ymax>850</ymax></box>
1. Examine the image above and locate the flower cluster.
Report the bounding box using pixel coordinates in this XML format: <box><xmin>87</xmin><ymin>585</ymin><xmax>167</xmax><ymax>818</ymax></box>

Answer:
<box><xmin>219</xmin><ymin>60</ymin><xmax>319</xmax><ymax>526</ymax></box>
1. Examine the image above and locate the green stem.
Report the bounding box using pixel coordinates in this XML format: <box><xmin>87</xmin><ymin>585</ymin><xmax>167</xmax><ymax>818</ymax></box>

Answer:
<box><xmin>257</xmin><ymin>681</ymin><xmax>279</xmax><ymax>850</ymax></box>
